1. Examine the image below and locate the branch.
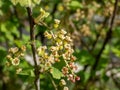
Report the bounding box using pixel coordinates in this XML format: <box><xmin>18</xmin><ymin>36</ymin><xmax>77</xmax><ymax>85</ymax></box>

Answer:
<box><xmin>91</xmin><ymin>17</ymin><xmax>108</xmax><ymax>52</ymax></box>
<box><xmin>86</xmin><ymin>0</ymin><xmax>119</xmax><ymax>83</ymax></box>
<box><xmin>92</xmin><ymin>0</ymin><xmax>118</xmax><ymax>71</ymax></box>
<box><xmin>26</xmin><ymin>7</ymin><xmax>40</xmax><ymax>90</ymax></box>
<box><xmin>50</xmin><ymin>2</ymin><xmax>58</xmax><ymax>19</ymax></box>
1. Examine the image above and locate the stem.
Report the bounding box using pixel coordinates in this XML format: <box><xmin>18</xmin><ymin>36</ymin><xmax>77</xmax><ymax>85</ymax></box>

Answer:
<box><xmin>51</xmin><ymin>2</ymin><xmax>58</xmax><ymax>19</ymax></box>
<box><xmin>26</xmin><ymin>7</ymin><xmax>40</xmax><ymax>90</ymax></box>
<box><xmin>49</xmin><ymin>74</ymin><xmax>58</xmax><ymax>90</ymax></box>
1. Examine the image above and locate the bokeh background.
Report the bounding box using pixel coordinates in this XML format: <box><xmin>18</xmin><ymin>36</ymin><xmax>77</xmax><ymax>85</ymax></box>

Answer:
<box><xmin>0</xmin><ymin>0</ymin><xmax>120</xmax><ymax>90</ymax></box>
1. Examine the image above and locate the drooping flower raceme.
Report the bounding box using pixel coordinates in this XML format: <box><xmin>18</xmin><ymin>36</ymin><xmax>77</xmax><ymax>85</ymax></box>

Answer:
<box><xmin>37</xmin><ymin>28</ymin><xmax>80</xmax><ymax>82</ymax></box>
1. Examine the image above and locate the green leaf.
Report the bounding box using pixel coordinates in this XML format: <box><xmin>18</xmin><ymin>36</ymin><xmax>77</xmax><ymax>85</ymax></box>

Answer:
<box><xmin>18</xmin><ymin>70</ymin><xmax>35</xmax><ymax>77</ymax></box>
<box><xmin>32</xmin><ymin>0</ymin><xmax>41</xmax><ymax>5</ymax></box>
<box><xmin>18</xmin><ymin>72</ymin><xmax>29</xmax><ymax>76</ymax></box>
<box><xmin>50</xmin><ymin>67</ymin><xmax>63</xmax><ymax>79</ymax></box>
<box><xmin>102</xmin><ymin>73</ymin><xmax>109</xmax><ymax>82</ymax></box>
<box><xmin>11</xmin><ymin>0</ymin><xmax>19</xmax><ymax>5</ymax></box>
<box><xmin>97</xmin><ymin>56</ymin><xmax>108</xmax><ymax>70</ymax></box>
<box><xmin>112</xmin><ymin>47</ymin><xmax>120</xmax><ymax>57</ymax></box>
<box><xmin>19</xmin><ymin>0</ymin><xmax>32</xmax><ymax>7</ymax></box>
<box><xmin>74</xmin><ymin>50</ymin><xmax>95</xmax><ymax>65</ymax></box>
<box><xmin>30</xmin><ymin>70</ymin><xmax>35</xmax><ymax>77</ymax></box>
<box><xmin>84</xmin><ymin>72</ymin><xmax>90</xmax><ymax>83</ymax></box>
<box><xmin>14</xmin><ymin>40</ymin><xmax>25</xmax><ymax>47</ymax></box>
<box><xmin>0</xmin><ymin>47</ymin><xmax>6</xmax><ymax>64</ymax></box>
<box><xmin>69</xmin><ymin>1</ymin><xmax>83</xmax><ymax>10</ymax></box>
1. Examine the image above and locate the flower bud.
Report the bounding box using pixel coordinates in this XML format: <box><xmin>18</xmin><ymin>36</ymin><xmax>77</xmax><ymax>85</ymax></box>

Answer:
<box><xmin>6</xmin><ymin>55</ymin><xmax>12</xmax><ymax>60</ymax></box>
<box><xmin>21</xmin><ymin>45</ymin><xmax>26</xmax><ymax>52</ymax></box>
<box><xmin>65</xmin><ymin>36</ymin><xmax>72</xmax><ymax>42</ymax></box>
<box><xmin>60</xmin><ymin>79</ymin><xmax>66</xmax><ymax>86</ymax></box>
<box><xmin>44</xmin><ymin>31</ymin><xmax>52</xmax><ymax>39</ymax></box>
<box><xmin>75</xmin><ymin>76</ymin><xmax>80</xmax><ymax>81</ymax></box>
<box><xmin>60</xmin><ymin>29</ymin><xmax>67</xmax><ymax>35</ymax></box>
<box><xmin>63</xmin><ymin>86</ymin><xmax>69</xmax><ymax>90</ymax></box>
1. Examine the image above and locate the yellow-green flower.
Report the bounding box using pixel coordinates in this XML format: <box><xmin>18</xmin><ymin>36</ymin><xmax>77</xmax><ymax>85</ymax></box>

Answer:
<box><xmin>12</xmin><ymin>58</ymin><xmax>20</xmax><ymax>66</ymax></box>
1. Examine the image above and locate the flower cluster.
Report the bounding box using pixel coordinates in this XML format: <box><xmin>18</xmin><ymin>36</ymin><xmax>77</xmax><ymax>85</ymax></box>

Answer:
<box><xmin>80</xmin><ymin>24</ymin><xmax>91</xmax><ymax>36</ymax></box>
<box><xmin>37</xmin><ymin>25</ymin><xmax>80</xmax><ymax>82</ymax></box>
<box><xmin>6</xmin><ymin>45</ymin><xmax>26</xmax><ymax>73</ymax></box>
<box><xmin>103</xmin><ymin>2</ymin><xmax>114</xmax><ymax>16</ymax></box>
<box><xmin>59</xmin><ymin>79</ymin><xmax>69</xmax><ymax>90</ymax></box>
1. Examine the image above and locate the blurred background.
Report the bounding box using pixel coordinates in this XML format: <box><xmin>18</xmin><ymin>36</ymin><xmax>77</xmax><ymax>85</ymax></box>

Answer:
<box><xmin>0</xmin><ymin>0</ymin><xmax>120</xmax><ymax>90</ymax></box>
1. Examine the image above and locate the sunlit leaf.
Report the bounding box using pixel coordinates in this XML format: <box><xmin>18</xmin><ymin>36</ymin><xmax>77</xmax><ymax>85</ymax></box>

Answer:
<box><xmin>50</xmin><ymin>67</ymin><xmax>63</xmax><ymax>79</ymax></box>
<box><xmin>11</xmin><ymin>0</ymin><xmax>19</xmax><ymax>5</ymax></box>
<box><xmin>69</xmin><ymin>1</ymin><xmax>83</xmax><ymax>10</ymax></box>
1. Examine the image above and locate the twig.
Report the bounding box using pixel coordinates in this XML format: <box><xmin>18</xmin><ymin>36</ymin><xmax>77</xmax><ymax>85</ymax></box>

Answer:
<box><xmin>51</xmin><ymin>2</ymin><xmax>58</xmax><ymax>19</ymax></box>
<box><xmin>48</xmin><ymin>74</ymin><xmax>58</xmax><ymax>90</ymax></box>
<box><xmin>26</xmin><ymin>7</ymin><xmax>40</xmax><ymax>90</ymax></box>
<box><xmin>91</xmin><ymin>17</ymin><xmax>108</xmax><ymax>52</ymax></box>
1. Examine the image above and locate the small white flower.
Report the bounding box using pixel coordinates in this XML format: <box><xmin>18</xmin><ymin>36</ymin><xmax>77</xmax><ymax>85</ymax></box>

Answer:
<box><xmin>60</xmin><ymin>79</ymin><xmax>66</xmax><ymax>85</ymax></box>
<box><xmin>64</xmin><ymin>44</ymin><xmax>71</xmax><ymax>50</ymax></box>
<box><xmin>54</xmin><ymin>19</ymin><xmax>60</xmax><ymax>24</ymax></box>
<box><xmin>16</xmin><ymin>68</ymin><xmax>22</xmax><ymax>74</ymax></box>
<box><xmin>60</xmin><ymin>29</ymin><xmax>67</xmax><ymax>35</ymax></box>
<box><xmin>44</xmin><ymin>31</ymin><xmax>52</xmax><ymax>39</ymax></box>
<box><xmin>50</xmin><ymin>46</ymin><xmax>58</xmax><ymax>52</ymax></box>
<box><xmin>62</xmin><ymin>53</ymin><xmax>70</xmax><ymax>60</ymax></box>
<box><xmin>63</xmin><ymin>86</ymin><xmax>69</xmax><ymax>90</ymax></box>
<box><xmin>37</xmin><ymin>46</ymin><xmax>47</xmax><ymax>56</ymax></box>
<box><xmin>65</xmin><ymin>36</ymin><xmax>72</xmax><ymax>42</ymax></box>
<box><xmin>58</xmin><ymin>34</ymin><xmax>65</xmax><ymax>40</ymax></box>
<box><xmin>48</xmin><ymin>54</ymin><xmax>55</xmax><ymax>64</ymax></box>
<box><xmin>9</xmin><ymin>47</ymin><xmax>19</xmax><ymax>54</ymax></box>
<box><xmin>12</xmin><ymin>58</ymin><xmax>20</xmax><ymax>66</ymax></box>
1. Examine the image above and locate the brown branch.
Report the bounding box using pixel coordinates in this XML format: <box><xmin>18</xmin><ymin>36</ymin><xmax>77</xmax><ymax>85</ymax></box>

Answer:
<box><xmin>91</xmin><ymin>17</ymin><xmax>108</xmax><ymax>52</ymax></box>
<box><xmin>26</xmin><ymin>7</ymin><xmax>40</xmax><ymax>90</ymax></box>
<box><xmin>51</xmin><ymin>2</ymin><xmax>58</xmax><ymax>19</ymax></box>
<box><xmin>92</xmin><ymin>0</ymin><xmax>118</xmax><ymax>71</ymax></box>
<box><xmin>89</xmin><ymin>0</ymin><xmax>118</xmax><ymax>81</ymax></box>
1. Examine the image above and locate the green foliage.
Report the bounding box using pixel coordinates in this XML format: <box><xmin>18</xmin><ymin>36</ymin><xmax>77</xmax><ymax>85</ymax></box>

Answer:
<box><xmin>0</xmin><ymin>0</ymin><xmax>120</xmax><ymax>90</ymax></box>
<box><xmin>75</xmin><ymin>50</ymin><xmax>95</xmax><ymax>65</ymax></box>
<box><xmin>11</xmin><ymin>0</ymin><xmax>41</xmax><ymax>7</ymax></box>
<box><xmin>50</xmin><ymin>67</ymin><xmax>63</xmax><ymax>79</ymax></box>
<box><xmin>69</xmin><ymin>1</ymin><xmax>83</xmax><ymax>10</ymax></box>
<box><xmin>0</xmin><ymin>47</ymin><xmax>6</xmax><ymax>64</ymax></box>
